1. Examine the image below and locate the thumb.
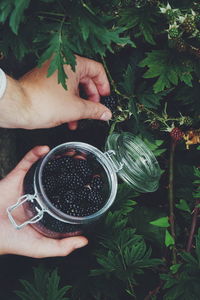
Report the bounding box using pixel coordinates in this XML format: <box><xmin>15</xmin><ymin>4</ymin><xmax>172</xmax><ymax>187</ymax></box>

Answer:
<box><xmin>7</xmin><ymin>146</ymin><xmax>49</xmax><ymax>180</ymax></box>
<box><xmin>79</xmin><ymin>97</ymin><xmax>112</xmax><ymax>121</ymax></box>
<box><xmin>29</xmin><ymin>236</ymin><xmax>88</xmax><ymax>258</ymax></box>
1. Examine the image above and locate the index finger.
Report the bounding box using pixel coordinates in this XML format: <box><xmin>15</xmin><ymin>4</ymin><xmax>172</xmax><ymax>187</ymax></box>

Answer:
<box><xmin>78</xmin><ymin>56</ymin><xmax>110</xmax><ymax>96</ymax></box>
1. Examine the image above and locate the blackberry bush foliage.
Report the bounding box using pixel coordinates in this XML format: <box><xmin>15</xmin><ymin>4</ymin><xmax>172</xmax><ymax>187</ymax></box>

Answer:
<box><xmin>1</xmin><ymin>0</ymin><xmax>200</xmax><ymax>299</ymax></box>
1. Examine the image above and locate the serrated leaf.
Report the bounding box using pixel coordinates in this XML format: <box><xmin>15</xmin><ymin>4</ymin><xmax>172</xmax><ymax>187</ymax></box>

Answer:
<box><xmin>150</xmin><ymin>217</ymin><xmax>169</xmax><ymax>228</ymax></box>
<box><xmin>119</xmin><ymin>7</ymin><xmax>157</xmax><ymax>45</ymax></box>
<box><xmin>9</xmin><ymin>0</ymin><xmax>30</xmax><ymax>34</ymax></box>
<box><xmin>165</xmin><ymin>230</ymin><xmax>175</xmax><ymax>247</ymax></box>
<box><xmin>139</xmin><ymin>50</ymin><xmax>194</xmax><ymax>93</ymax></box>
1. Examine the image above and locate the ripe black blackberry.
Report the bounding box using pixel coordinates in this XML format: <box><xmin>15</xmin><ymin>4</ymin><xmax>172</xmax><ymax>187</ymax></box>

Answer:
<box><xmin>74</xmin><ymin>159</ymin><xmax>93</xmax><ymax>178</ymax></box>
<box><xmin>84</xmin><ymin>204</ymin><xmax>101</xmax><ymax>216</ymax></box>
<box><xmin>76</xmin><ymin>187</ymin><xmax>90</xmax><ymax>202</ymax></box>
<box><xmin>64</xmin><ymin>202</ymin><xmax>85</xmax><ymax>217</ymax></box>
<box><xmin>90</xmin><ymin>176</ymin><xmax>103</xmax><ymax>190</ymax></box>
<box><xmin>63</xmin><ymin>190</ymin><xmax>77</xmax><ymax>204</ymax></box>
<box><xmin>65</xmin><ymin>172</ymin><xmax>85</xmax><ymax>189</ymax></box>
<box><xmin>88</xmin><ymin>190</ymin><xmax>104</xmax><ymax>205</ymax></box>
<box><xmin>43</xmin><ymin>175</ymin><xmax>57</xmax><ymax>193</ymax></box>
<box><xmin>100</xmin><ymin>94</ymin><xmax>118</xmax><ymax>113</ymax></box>
<box><xmin>44</xmin><ymin>156</ymin><xmax>74</xmax><ymax>173</ymax></box>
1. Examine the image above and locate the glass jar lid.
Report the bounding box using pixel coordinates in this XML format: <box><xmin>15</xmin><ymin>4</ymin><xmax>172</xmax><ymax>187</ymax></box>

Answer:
<box><xmin>105</xmin><ymin>132</ymin><xmax>162</xmax><ymax>193</ymax></box>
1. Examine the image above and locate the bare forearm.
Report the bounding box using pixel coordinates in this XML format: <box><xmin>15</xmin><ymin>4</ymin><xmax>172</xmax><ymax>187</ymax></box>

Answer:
<box><xmin>0</xmin><ymin>75</ymin><xmax>30</xmax><ymax>128</ymax></box>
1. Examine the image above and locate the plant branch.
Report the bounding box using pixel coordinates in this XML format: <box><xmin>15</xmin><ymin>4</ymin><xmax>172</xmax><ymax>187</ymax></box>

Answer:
<box><xmin>186</xmin><ymin>200</ymin><xmax>200</xmax><ymax>252</ymax></box>
<box><xmin>168</xmin><ymin>140</ymin><xmax>177</xmax><ymax>264</ymax></box>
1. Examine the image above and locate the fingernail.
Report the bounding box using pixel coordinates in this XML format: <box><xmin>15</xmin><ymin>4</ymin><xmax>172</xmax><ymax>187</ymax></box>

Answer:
<box><xmin>100</xmin><ymin>111</ymin><xmax>112</xmax><ymax>121</ymax></box>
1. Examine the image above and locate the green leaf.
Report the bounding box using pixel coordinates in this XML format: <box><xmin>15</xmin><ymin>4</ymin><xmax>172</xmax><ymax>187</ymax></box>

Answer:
<box><xmin>121</xmin><ymin>65</ymin><xmax>136</xmax><ymax>96</ymax></box>
<box><xmin>150</xmin><ymin>217</ymin><xmax>169</xmax><ymax>228</ymax></box>
<box><xmin>165</xmin><ymin>230</ymin><xmax>175</xmax><ymax>247</ymax></box>
<box><xmin>0</xmin><ymin>0</ymin><xmax>14</xmax><ymax>23</ymax></box>
<box><xmin>175</xmin><ymin>199</ymin><xmax>191</xmax><ymax>213</ymax></box>
<box><xmin>9</xmin><ymin>0</ymin><xmax>30</xmax><ymax>34</ymax></box>
<box><xmin>119</xmin><ymin>7</ymin><xmax>157</xmax><ymax>45</ymax></box>
<box><xmin>139</xmin><ymin>50</ymin><xmax>194</xmax><ymax>93</ymax></box>
<box><xmin>179</xmin><ymin>251</ymin><xmax>198</xmax><ymax>265</ymax></box>
<box><xmin>170</xmin><ymin>264</ymin><xmax>182</xmax><ymax>274</ymax></box>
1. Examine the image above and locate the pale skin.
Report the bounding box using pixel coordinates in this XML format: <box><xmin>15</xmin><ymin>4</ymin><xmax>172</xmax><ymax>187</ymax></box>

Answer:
<box><xmin>0</xmin><ymin>146</ymin><xmax>88</xmax><ymax>258</ymax></box>
<box><xmin>0</xmin><ymin>55</ymin><xmax>112</xmax><ymax>257</ymax></box>
<box><xmin>0</xmin><ymin>55</ymin><xmax>112</xmax><ymax>130</ymax></box>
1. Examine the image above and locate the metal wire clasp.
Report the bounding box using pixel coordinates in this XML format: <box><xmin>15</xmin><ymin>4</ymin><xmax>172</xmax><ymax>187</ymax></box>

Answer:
<box><xmin>7</xmin><ymin>194</ymin><xmax>46</xmax><ymax>230</ymax></box>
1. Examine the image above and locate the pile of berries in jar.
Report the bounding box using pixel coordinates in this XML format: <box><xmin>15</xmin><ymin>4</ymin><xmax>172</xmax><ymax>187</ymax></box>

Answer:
<box><xmin>42</xmin><ymin>148</ymin><xmax>107</xmax><ymax>217</ymax></box>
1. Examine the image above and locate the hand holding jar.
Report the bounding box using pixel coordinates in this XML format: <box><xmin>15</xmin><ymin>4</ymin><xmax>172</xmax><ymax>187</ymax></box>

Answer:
<box><xmin>0</xmin><ymin>146</ymin><xmax>88</xmax><ymax>258</ymax></box>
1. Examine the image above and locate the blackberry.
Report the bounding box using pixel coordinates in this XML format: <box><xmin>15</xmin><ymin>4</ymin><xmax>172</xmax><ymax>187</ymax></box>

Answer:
<box><xmin>76</xmin><ymin>187</ymin><xmax>90</xmax><ymax>202</ymax></box>
<box><xmin>64</xmin><ymin>203</ymin><xmax>85</xmax><ymax>217</ymax></box>
<box><xmin>170</xmin><ymin>127</ymin><xmax>183</xmax><ymax>142</ymax></box>
<box><xmin>65</xmin><ymin>172</ymin><xmax>85</xmax><ymax>189</ymax></box>
<box><xmin>74</xmin><ymin>159</ymin><xmax>93</xmax><ymax>178</ymax></box>
<box><xmin>175</xmin><ymin>38</ymin><xmax>187</xmax><ymax>52</ymax></box>
<box><xmin>100</xmin><ymin>94</ymin><xmax>118</xmax><ymax>113</ymax></box>
<box><xmin>150</xmin><ymin>121</ymin><xmax>160</xmax><ymax>130</ymax></box>
<box><xmin>88</xmin><ymin>190</ymin><xmax>104</xmax><ymax>205</ymax></box>
<box><xmin>44</xmin><ymin>156</ymin><xmax>74</xmax><ymax>173</ymax></box>
<box><xmin>182</xmin><ymin>17</ymin><xmax>196</xmax><ymax>34</ymax></box>
<box><xmin>90</xmin><ymin>176</ymin><xmax>103</xmax><ymax>190</ymax></box>
<box><xmin>63</xmin><ymin>190</ymin><xmax>77</xmax><ymax>203</ymax></box>
<box><xmin>84</xmin><ymin>205</ymin><xmax>101</xmax><ymax>216</ymax></box>
<box><xmin>168</xmin><ymin>27</ymin><xmax>179</xmax><ymax>39</ymax></box>
<box><xmin>43</xmin><ymin>175</ymin><xmax>57</xmax><ymax>193</ymax></box>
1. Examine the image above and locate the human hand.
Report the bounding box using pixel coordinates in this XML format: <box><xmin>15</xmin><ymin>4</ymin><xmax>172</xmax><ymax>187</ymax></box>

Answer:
<box><xmin>19</xmin><ymin>55</ymin><xmax>111</xmax><ymax>130</ymax></box>
<box><xmin>0</xmin><ymin>146</ymin><xmax>88</xmax><ymax>258</ymax></box>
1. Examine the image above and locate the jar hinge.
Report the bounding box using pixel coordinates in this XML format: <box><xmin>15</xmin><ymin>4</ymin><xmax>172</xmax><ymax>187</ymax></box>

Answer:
<box><xmin>7</xmin><ymin>194</ymin><xmax>47</xmax><ymax>230</ymax></box>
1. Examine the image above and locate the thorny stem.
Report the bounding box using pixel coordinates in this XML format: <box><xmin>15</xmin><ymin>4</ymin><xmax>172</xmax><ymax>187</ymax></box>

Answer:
<box><xmin>144</xmin><ymin>284</ymin><xmax>162</xmax><ymax>300</ymax></box>
<box><xmin>168</xmin><ymin>141</ymin><xmax>177</xmax><ymax>264</ymax></box>
<box><xmin>101</xmin><ymin>56</ymin><xmax>129</xmax><ymax>100</ymax></box>
<box><xmin>186</xmin><ymin>200</ymin><xmax>200</xmax><ymax>252</ymax></box>
<box><xmin>117</xmin><ymin>245</ymin><xmax>136</xmax><ymax>299</ymax></box>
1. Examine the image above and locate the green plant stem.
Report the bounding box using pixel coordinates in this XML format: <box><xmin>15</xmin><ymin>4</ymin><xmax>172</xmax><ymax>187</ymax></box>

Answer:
<box><xmin>186</xmin><ymin>200</ymin><xmax>200</xmax><ymax>252</ymax></box>
<box><xmin>168</xmin><ymin>140</ymin><xmax>177</xmax><ymax>264</ymax></box>
<box><xmin>101</xmin><ymin>56</ymin><xmax>129</xmax><ymax>100</ymax></box>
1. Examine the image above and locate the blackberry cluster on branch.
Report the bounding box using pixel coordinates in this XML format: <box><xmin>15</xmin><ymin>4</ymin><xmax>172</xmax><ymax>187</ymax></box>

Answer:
<box><xmin>42</xmin><ymin>152</ymin><xmax>106</xmax><ymax>217</ymax></box>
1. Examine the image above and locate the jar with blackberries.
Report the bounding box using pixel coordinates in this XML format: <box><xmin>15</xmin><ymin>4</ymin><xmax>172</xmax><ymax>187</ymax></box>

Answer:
<box><xmin>7</xmin><ymin>132</ymin><xmax>161</xmax><ymax>238</ymax></box>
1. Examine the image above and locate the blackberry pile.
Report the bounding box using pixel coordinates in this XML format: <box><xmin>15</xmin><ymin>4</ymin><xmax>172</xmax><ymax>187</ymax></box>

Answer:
<box><xmin>42</xmin><ymin>151</ymin><xmax>105</xmax><ymax>217</ymax></box>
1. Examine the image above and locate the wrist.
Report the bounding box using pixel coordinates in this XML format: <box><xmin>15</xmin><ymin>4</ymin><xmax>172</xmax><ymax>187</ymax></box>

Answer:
<box><xmin>0</xmin><ymin>76</ymin><xmax>31</xmax><ymax>129</ymax></box>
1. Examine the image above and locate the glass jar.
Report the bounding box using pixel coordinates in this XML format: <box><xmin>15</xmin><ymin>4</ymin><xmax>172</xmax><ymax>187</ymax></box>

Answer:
<box><xmin>7</xmin><ymin>132</ymin><xmax>161</xmax><ymax>238</ymax></box>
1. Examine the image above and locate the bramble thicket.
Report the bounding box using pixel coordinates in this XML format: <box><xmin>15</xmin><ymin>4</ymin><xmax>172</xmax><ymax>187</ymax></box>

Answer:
<box><xmin>0</xmin><ymin>0</ymin><xmax>200</xmax><ymax>299</ymax></box>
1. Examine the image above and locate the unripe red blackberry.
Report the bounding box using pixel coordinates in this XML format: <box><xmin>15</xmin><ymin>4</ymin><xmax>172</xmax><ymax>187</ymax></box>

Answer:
<box><xmin>150</xmin><ymin>121</ymin><xmax>160</xmax><ymax>130</ymax></box>
<box><xmin>170</xmin><ymin>127</ymin><xmax>184</xmax><ymax>142</ymax></box>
